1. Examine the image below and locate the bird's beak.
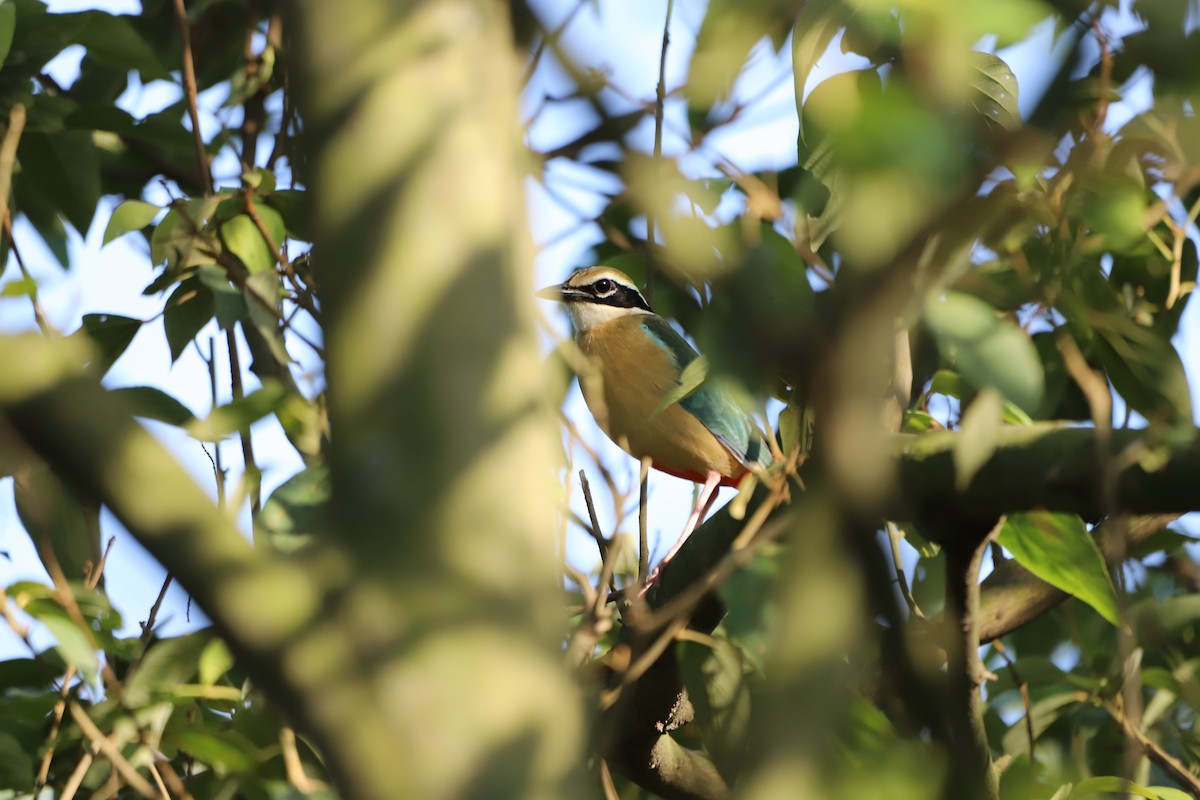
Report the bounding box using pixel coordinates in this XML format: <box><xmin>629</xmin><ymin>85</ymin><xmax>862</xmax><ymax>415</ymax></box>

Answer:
<box><xmin>535</xmin><ymin>284</ymin><xmax>564</xmax><ymax>301</ymax></box>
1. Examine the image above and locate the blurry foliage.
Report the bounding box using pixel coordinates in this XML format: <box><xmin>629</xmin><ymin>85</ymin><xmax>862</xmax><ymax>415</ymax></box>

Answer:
<box><xmin>0</xmin><ymin>0</ymin><xmax>1196</xmax><ymax>799</ymax></box>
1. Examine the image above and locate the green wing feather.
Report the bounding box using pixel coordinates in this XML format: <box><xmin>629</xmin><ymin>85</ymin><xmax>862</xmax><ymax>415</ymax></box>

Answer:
<box><xmin>639</xmin><ymin>316</ymin><xmax>771</xmax><ymax>469</ymax></box>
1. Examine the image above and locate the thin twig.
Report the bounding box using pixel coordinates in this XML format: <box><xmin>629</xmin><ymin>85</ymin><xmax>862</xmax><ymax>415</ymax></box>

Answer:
<box><xmin>127</xmin><ymin>575</ymin><xmax>174</xmax><ymax>677</ymax></box>
<box><xmin>35</xmin><ymin>537</ymin><xmax>117</xmax><ymax>789</ymax></box>
<box><xmin>171</xmin><ymin>0</ymin><xmax>213</xmax><ymax>195</ymax></box>
<box><xmin>644</xmin><ymin>0</ymin><xmax>674</xmax><ymax>307</ymax></box>
<box><xmin>637</xmin><ymin>457</ymin><xmax>651</xmax><ymax>585</ymax></box>
<box><xmin>992</xmin><ymin>640</ymin><xmax>1035</xmax><ymax>785</ymax></box>
<box><xmin>226</xmin><ymin>327</ymin><xmax>263</xmax><ymax>524</ymax></box>
<box><xmin>0</xmin><ymin>106</ymin><xmax>52</xmax><ymax>334</ymax></box>
<box><xmin>1103</xmin><ymin>697</ymin><xmax>1200</xmax><ymax>796</ymax></box>
<box><xmin>68</xmin><ymin>703</ymin><xmax>158</xmax><ymax>799</ymax></box>
<box><xmin>281</xmin><ymin>725</ymin><xmax>313</xmax><ymax>792</ymax></box>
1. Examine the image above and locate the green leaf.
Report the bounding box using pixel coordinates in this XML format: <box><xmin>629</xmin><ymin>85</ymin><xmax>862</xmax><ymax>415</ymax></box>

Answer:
<box><xmin>997</xmin><ymin>512</ymin><xmax>1119</xmax><ymax>625</ymax></box>
<box><xmin>258</xmin><ymin>465</ymin><xmax>330</xmax><ymax>550</ymax></box>
<box><xmin>198</xmin><ymin>637</ymin><xmax>234</xmax><ymax>687</ymax></box>
<box><xmin>243</xmin><ymin>270</ymin><xmax>290</xmax><ymax>365</ymax></box>
<box><xmin>79</xmin><ymin>313</ymin><xmax>142</xmax><ymax>375</ymax></box>
<box><xmin>0</xmin><ymin>276</ymin><xmax>36</xmax><ymax>297</ymax></box>
<box><xmin>1000</xmin><ymin>690</ymin><xmax>1081</xmax><ymax>756</ymax></box>
<box><xmin>1070</xmin><ymin>777</ymin><xmax>1178</xmax><ymax>799</ymax></box>
<box><xmin>196</xmin><ymin>264</ymin><xmax>246</xmax><ymax>329</ymax></box>
<box><xmin>792</xmin><ymin>0</ymin><xmax>852</xmax><ymax>140</ymax></box>
<box><xmin>924</xmin><ymin>291</ymin><xmax>1044</xmax><ymax>412</ymax></box>
<box><xmin>953</xmin><ymin>387</ymin><xmax>1003</xmax><ymax>490</ymax></box>
<box><xmin>0</xmin><ymin>730</ymin><xmax>34</xmax><ymax>793</ymax></box>
<box><xmin>103</xmin><ymin>199</ymin><xmax>159</xmax><ymax>245</ymax></box>
<box><xmin>74</xmin><ymin>10</ymin><xmax>171</xmax><ymax>81</ymax></box>
<box><xmin>1094</xmin><ymin>326</ymin><xmax>1192</xmax><ymax>424</ymax></box>
<box><xmin>651</xmin><ymin>354</ymin><xmax>709</xmax><ymax>419</ymax></box>
<box><xmin>0</xmin><ymin>3</ymin><xmax>17</xmax><ymax>68</ymax></box>
<box><xmin>169</xmin><ymin>728</ymin><xmax>258</xmax><ymax>774</ymax></box>
<box><xmin>220</xmin><ymin>204</ymin><xmax>284</xmax><ymax>275</ymax></box>
<box><xmin>125</xmin><ymin>629</ymin><xmax>214</xmax><ymax>707</ymax></box>
<box><xmin>150</xmin><ymin>195</ymin><xmax>225</xmax><ymax>270</ymax></box>
<box><xmin>163</xmin><ymin>279</ymin><xmax>215</xmax><ymax>363</ymax></box>
<box><xmin>13</xmin><ymin>461</ymin><xmax>99</xmax><ymax>584</ymax></box>
<box><xmin>188</xmin><ymin>380</ymin><xmax>289</xmax><ymax>442</ymax></box>
<box><xmin>967</xmin><ymin>51</ymin><xmax>1020</xmax><ymax>130</ymax></box>
<box><xmin>110</xmin><ymin>386</ymin><xmax>195</xmax><ymax>426</ymax></box>
<box><xmin>264</xmin><ymin>189</ymin><xmax>312</xmax><ymax>241</ymax></box>
<box><xmin>717</xmin><ymin>545</ymin><xmax>781</xmax><ymax>674</ymax></box>
<box><xmin>31</xmin><ymin>603</ymin><xmax>98</xmax><ymax>683</ymax></box>
<box><xmin>17</xmin><ymin>131</ymin><xmax>101</xmax><ymax>235</ymax></box>
<box><xmin>677</xmin><ymin>636</ymin><xmax>751</xmax><ymax>780</ymax></box>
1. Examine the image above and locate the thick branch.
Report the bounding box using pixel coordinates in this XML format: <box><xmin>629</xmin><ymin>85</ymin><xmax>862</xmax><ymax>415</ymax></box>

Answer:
<box><xmin>892</xmin><ymin>424</ymin><xmax>1200</xmax><ymax>529</ymax></box>
<box><xmin>943</xmin><ymin>532</ymin><xmax>1000</xmax><ymax>800</ymax></box>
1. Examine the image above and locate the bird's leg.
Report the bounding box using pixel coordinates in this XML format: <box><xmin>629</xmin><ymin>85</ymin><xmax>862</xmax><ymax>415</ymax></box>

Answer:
<box><xmin>640</xmin><ymin>470</ymin><xmax>722</xmax><ymax>596</ymax></box>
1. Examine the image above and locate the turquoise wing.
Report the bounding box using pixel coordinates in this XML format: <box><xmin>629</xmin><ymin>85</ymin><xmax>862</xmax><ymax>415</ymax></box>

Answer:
<box><xmin>640</xmin><ymin>316</ymin><xmax>771</xmax><ymax>469</ymax></box>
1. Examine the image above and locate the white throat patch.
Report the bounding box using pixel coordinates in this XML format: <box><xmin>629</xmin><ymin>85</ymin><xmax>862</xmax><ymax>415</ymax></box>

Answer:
<box><xmin>567</xmin><ymin>299</ymin><xmax>652</xmax><ymax>333</ymax></box>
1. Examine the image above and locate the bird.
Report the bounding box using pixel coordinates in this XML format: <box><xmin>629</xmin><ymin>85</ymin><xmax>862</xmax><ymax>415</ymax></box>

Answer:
<box><xmin>537</xmin><ymin>266</ymin><xmax>771</xmax><ymax>585</ymax></box>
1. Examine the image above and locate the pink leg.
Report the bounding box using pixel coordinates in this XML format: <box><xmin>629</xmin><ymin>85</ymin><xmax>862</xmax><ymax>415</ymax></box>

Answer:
<box><xmin>640</xmin><ymin>471</ymin><xmax>722</xmax><ymax>596</ymax></box>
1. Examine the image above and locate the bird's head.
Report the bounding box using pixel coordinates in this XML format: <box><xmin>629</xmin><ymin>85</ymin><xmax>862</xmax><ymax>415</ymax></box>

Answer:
<box><xmin>536</xmin><ymin>266</ymin><xmax>653</xmax><ymax>332</ymax></box>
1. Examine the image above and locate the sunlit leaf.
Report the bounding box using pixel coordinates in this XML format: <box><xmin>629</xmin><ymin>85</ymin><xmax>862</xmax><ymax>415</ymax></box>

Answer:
<box><xmin>0</xmin><ymin>4</ymin><xmax>16</xmax><ymax>68</ymax></box>
<box><xmin>188</xmin><ymin>380</ymin><xmax>289</xmax><ymax>441</ymax></box>
<box><xmin>792</xmin><ymin>0</ymin><xmax>853</xmax><ymax>140</ymax></box>
<box><xmin>163</xmin><ymin>278</ymin><xmax>215</xmax><ymax>363</ymax></box>
<box><xmin>997</xmin><ymin>512</ymin><xmax>1119</xmax><ymax>625</ymax></box>
<box><xmin>103</xmin><ymin>199</ymin><xmax>160</xmax><ymax>245</ymax></box>
<box><xmin>1070</xmin><ymin>777</ymin><xmax>1181</xmax><ymax>799</ymax></box>
<box><xmin>198</xmin><ymin>637</ymin><xmax>234</xmax><ymax>687</ymax></box>
<box><xmin>220</xmin><ymin>203</ymin><xmax>285</xmax><ymax>275</ymax></box>
<box><xmin>967</xmin><ymin>52</ymin><xmax>1020</xmax><ymax>130</ymax></box>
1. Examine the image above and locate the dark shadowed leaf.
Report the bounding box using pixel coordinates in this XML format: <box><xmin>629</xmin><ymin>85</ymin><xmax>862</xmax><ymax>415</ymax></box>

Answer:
<box><xmin>17</xmin><ymin>131</ymin><xmax>101</xmax><ymax>235</ymax></box>
<box><xmin>258</xmin><ymin>465</ymin><xmax>330</xmax><ymax>550</ymax></box>
<box><xmin>79</xmin><ymin>313</ymin><xmax>142</xmax><ymax>375</ymax></box>
<box><xmin>678</xmin><ymin>636</ymin><xmax>752</xmax><ymax>781</ymax></box>
<box><xmin>110</xmin><ymin>386</ymin><xmax>196</xmax><ymax>426</ymax></box>
<box><xmin>997</xmin><ymin>513</ymin><xmax>1119</xmax><ymax>625</ymax></box>
<box><xmin>13</xmin><ymin>461</ymin><xmax>100</xmax><ymax>584</ymax></box>
<box><xmin>163</xmin><ymin>279</ymin><xmax>215</xmax><ymax>363</ymax></box>
<box><xmin>0</xmin><ymin>730</ymin><xmax>33</xmax><ymax>793</ymax></box>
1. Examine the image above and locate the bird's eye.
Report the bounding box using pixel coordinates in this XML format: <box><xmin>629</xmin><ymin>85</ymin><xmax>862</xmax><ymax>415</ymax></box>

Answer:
<box><xmin>594</xmin><ymin>279</ymin><xmax>614</xmax><ymax>295</ymax></box>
